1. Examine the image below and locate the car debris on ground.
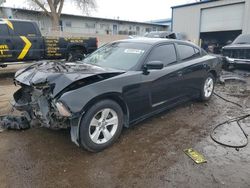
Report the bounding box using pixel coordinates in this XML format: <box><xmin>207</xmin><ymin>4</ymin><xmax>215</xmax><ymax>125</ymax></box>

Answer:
<box><xmin>219</xmin><ymin>70</ymin><xmax>250</xmax><ymax>84</ymax></box>
<box><xmin>0</xmin><ymin>115</ymin><xmax>30</xmax><ymax>132</ymax></box>
<box><xmin>183</xmin><ymin>148</ymin><xmax>207</xmax><ymax>164</ymax></box>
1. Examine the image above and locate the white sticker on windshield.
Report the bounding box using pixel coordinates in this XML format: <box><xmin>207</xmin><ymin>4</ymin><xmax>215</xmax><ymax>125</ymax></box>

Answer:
<box><xmin>124</xmin><ymin>49</ymin><xmax>144</xmax><ymax>54</ymax></box>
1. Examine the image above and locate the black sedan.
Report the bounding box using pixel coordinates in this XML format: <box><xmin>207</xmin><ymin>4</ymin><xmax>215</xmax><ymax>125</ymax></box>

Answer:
<box><xmin>13</xmin><ymin>38</ymin><xmax>221</xmax><ymax>152</ymax></box>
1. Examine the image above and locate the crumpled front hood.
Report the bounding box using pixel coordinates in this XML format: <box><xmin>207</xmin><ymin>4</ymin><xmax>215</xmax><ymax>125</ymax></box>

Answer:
<box><xmin>14</xmin><ymin>61</ymin><xmax>124</xmax><ymax>96</ymax></box>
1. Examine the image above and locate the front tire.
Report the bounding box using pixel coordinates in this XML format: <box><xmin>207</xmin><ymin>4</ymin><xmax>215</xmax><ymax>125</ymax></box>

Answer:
<box><xmin>79</xmin><ymin>100</ymin><xmax>124</xmax><ymax>152</ymax></box>
<box><xmin>199</xmin><ymin>73</ymin><xmax>215</xmax><ymax>101</ymax></box>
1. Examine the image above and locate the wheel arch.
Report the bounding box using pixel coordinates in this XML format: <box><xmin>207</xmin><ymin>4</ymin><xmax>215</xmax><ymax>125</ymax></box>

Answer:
<box><xmin>81</xmin><ymin>92</ymin><xmax>130</xmax><ymax>128</ymax></box>
<box><xmin>208</xmin><ymin>70</ymin><xmax>217</xmax><ymax>80</ymax></box>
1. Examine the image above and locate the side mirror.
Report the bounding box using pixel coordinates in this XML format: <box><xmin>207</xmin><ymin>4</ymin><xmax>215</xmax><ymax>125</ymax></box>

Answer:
<box><xmin>144</xmin><ymin>61</ymin><xmax>164</xmax><ymax>70</ymax></box>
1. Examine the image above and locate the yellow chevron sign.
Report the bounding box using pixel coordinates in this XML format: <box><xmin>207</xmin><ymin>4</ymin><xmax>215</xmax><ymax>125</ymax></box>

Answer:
<box><xmin>17</xmin><ymin>36</ymin><xmax>32</xmax><ymax>60</ymax></box>
<box><xmin>2</xmin><ymin>19</ymin><xmax>14</xmax><ymax>30</ymax></box>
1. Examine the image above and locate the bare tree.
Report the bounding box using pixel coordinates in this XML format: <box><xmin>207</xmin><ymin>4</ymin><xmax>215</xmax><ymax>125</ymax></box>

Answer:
<box><xmin>29</xmin><ymin>0</ymin><xmax>96</xmax><ymax>31</ymax></box>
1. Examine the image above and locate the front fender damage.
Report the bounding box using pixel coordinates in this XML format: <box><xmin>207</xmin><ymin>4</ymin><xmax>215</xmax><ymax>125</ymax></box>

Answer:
<box><xmin>11</xmin><ymin>84</ymin><xmax>81</xmax><ymax>145</ymax></box>
<box><xmin>70</xmin><ymin>116</ymin><xmax>83</xmax><ymax>146</ymax></box>
<box><xmin>11</xmin><ymin>75</ymin><xmax>123</xmax><ymax>146</ymax></box>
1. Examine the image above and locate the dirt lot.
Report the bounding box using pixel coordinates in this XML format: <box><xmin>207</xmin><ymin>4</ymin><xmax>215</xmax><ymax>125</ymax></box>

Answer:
<box><xmin>1</xmin><ymin>65</ymin><xmax>250</xmax><ymax>188</ymax></box>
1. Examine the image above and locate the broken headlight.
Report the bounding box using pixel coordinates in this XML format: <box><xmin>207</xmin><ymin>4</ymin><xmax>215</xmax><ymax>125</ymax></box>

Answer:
<box><xmin>56</xmin><ymin>102</ymin><xmax>71</xmax><ymax>117</ymax></box>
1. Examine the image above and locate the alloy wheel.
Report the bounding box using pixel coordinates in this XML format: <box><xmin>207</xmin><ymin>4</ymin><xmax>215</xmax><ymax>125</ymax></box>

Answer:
<box><xmin>204</xmin><ymin>77</ymin><xmax>214</xmax><ymax>98</ymax></box>
<box><xmin>89</xmin><ymin>108</ymin><xmax>119</xmax><ymax>144</ymax></box>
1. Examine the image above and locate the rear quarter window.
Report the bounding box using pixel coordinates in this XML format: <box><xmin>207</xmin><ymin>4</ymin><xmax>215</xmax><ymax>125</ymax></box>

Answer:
<box><xmin>201</xmin><ymin>48</ymin><xmax>207</xmax><ymax>56</ymax></box>
<box><xmin>194</xmin><ymin>48</ymin><xmax>200</xmax><ymax>55</ymax></box>
<box><xmin>178</xmin><ymin>44</ymin><xmax>200</xmax><ymax>61</ymax></box>
<box><xmin>12</xmin><ymin>22</ymin><xmax>38</xmax><ymax>36</ymax></box>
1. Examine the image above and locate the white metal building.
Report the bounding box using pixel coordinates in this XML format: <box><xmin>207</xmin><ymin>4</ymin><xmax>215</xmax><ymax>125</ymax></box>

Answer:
<box><xmin>0</xmin><ymin>7</ymin><xmax>167</xmax><ymax>36</ymax></box>
<box><xmin>147</xmin><ymin>18</ymin><xmax>172</xmax><ymax>30</ymax></box>
<box><xmin>172</xmin><ymin>0</ymin><xmax>250</xmax><ymax>51</ymax></box>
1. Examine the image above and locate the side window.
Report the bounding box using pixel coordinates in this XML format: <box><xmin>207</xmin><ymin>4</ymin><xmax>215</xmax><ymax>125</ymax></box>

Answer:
<box><xmin>147</xmin><ymin>44</ymin><xmax>177</xmax><ymax>66</ymax></box>
<box><xmin>0</xmin><ymin>24</ymin><xmax>10</xmax><ymax>36</ymax></box>
<box><xmin>13</xmin><ymin>22</ymin><xmax>37</xmax><ymax>36</ymax></box>
<box><xmin>178</xmin><ymin>44</ymin><xmax>199</xmax><ymax>61</ymax></box>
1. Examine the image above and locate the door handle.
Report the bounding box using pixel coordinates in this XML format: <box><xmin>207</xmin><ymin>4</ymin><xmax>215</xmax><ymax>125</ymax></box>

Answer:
<box><xmin>177</xmin><ymin>71</ymin><xmax>183</xmax><ymax>77</ymax></box>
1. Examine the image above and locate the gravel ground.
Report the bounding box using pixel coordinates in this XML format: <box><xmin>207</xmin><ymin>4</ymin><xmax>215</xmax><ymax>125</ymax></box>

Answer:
<box><xmin>0</xmin><ymin>65</ymin><xmax>250</xmax><ymax>188</ymax></box>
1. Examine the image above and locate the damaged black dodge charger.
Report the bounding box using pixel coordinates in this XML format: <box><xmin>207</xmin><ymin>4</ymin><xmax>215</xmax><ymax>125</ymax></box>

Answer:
<box><xmin>13</xmin><ymin>38</ymin><xmax>221</xmax><ymax>152</ymax></box>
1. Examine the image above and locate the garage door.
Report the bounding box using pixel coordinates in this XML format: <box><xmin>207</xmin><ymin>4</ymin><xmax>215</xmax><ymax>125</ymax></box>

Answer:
<box><xmin>200</xmin><ymin>3</ymin><xmax>244</xmax><ymax>32</ymax></box>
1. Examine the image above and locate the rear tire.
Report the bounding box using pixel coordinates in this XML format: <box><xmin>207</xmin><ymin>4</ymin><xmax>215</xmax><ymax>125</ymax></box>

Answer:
<box><xmin>79</xmin><ymin>100</ymin><xmax>124</xmax><ymax>152</ymax></box>
<box><xmin>199</xmin><ymin>73</ymin><xmax>215</xmax><ymax>101</ymax></box>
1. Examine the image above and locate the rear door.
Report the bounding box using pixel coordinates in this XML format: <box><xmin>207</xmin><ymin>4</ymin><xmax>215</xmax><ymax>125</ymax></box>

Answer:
<box><xmin>11</xmin><ymin>21</ymin><xmax>44</xmax><ymax>61</ymax></box>
<box><xmin>176</xmin><ymin>43</ymin><xmax>207</xmax><ymax>97</ymax></box>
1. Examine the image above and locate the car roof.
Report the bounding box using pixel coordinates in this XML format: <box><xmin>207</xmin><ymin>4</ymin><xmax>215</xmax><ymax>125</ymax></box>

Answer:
<box><xmin>117</xmin><ymin>37</ymin><xmax>199</xmax><ymax>48</ymax></box>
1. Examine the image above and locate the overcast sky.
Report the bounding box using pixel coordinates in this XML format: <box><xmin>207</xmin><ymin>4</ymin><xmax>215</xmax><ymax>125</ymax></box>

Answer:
<box><xmin>3</xmin><ymin>0</ymin><xmax>197</xmax><ymax>21</ymax></box>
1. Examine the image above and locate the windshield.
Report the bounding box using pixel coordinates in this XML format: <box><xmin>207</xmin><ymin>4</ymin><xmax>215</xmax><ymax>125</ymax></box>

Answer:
<box><xmin>233</xmin><ymin>34</ymin><xmax>250</xmax><ymax>44</ymax></box>
<box><xmin>82</xmin><ymin>42</ymin><xmax>150</xmax><ymax>70</ymax></box>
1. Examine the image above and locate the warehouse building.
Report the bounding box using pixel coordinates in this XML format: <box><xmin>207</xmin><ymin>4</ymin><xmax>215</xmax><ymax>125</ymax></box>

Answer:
<box><xmin>172</xmin><ymin>0</ymin><xmax>250</xmax><ymax>52</ymax></box>
<box><xmin>147</xmin><ymin>18</ymin><xmax>172</xmax><ymax>30</ymax></box>
<box><xmin>0</xmin><ymin>7</ymin><xmax>167</xmax><ymax>36</ymax></box>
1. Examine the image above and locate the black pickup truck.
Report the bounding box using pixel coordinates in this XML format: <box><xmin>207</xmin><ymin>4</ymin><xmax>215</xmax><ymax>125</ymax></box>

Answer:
<box><xmin>0</xmin><ymin>19</ymin><xmax>98</xmax><ymax>67</ymax></box>
<box><xmin>222</xmin><ymin>34</ymin><xmax>250</xmax><ymax>68</ymax></box>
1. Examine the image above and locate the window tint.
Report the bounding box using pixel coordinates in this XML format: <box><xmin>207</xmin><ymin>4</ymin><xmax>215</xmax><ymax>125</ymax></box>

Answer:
<box><xmin>178</xmin><ymin>44</ymin><xmax>198</xmax><ymax>61</ymax></box>
<box><xmin>13</xmin><ymin>22</ymin><xmax>37</xmax><ymax>36</ymax></box>
<box><xmin>0</xmin><ymin>24</ymin><xmax>9</xmax><ymax>36</ymax></box>
<box><xmin>147</xmin><ymin>44</ymin><xmax>177</xmax><ymax>66</ymax></box>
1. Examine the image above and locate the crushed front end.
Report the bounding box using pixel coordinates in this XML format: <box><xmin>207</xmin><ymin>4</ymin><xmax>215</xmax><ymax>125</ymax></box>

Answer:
<box><xmin>13</xmin><ymin>81</ymin><xmax>71</xmax><ymax>129</ymax></box>
<box><xmin>12</xmin><ymin>61</ymin><xmax>90</xmax><ymax>132</ymax></box>
<box><xmin>12</xmin><ymin>61</ymin><xmax>123</xmax><ymax>146</ymax></box>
